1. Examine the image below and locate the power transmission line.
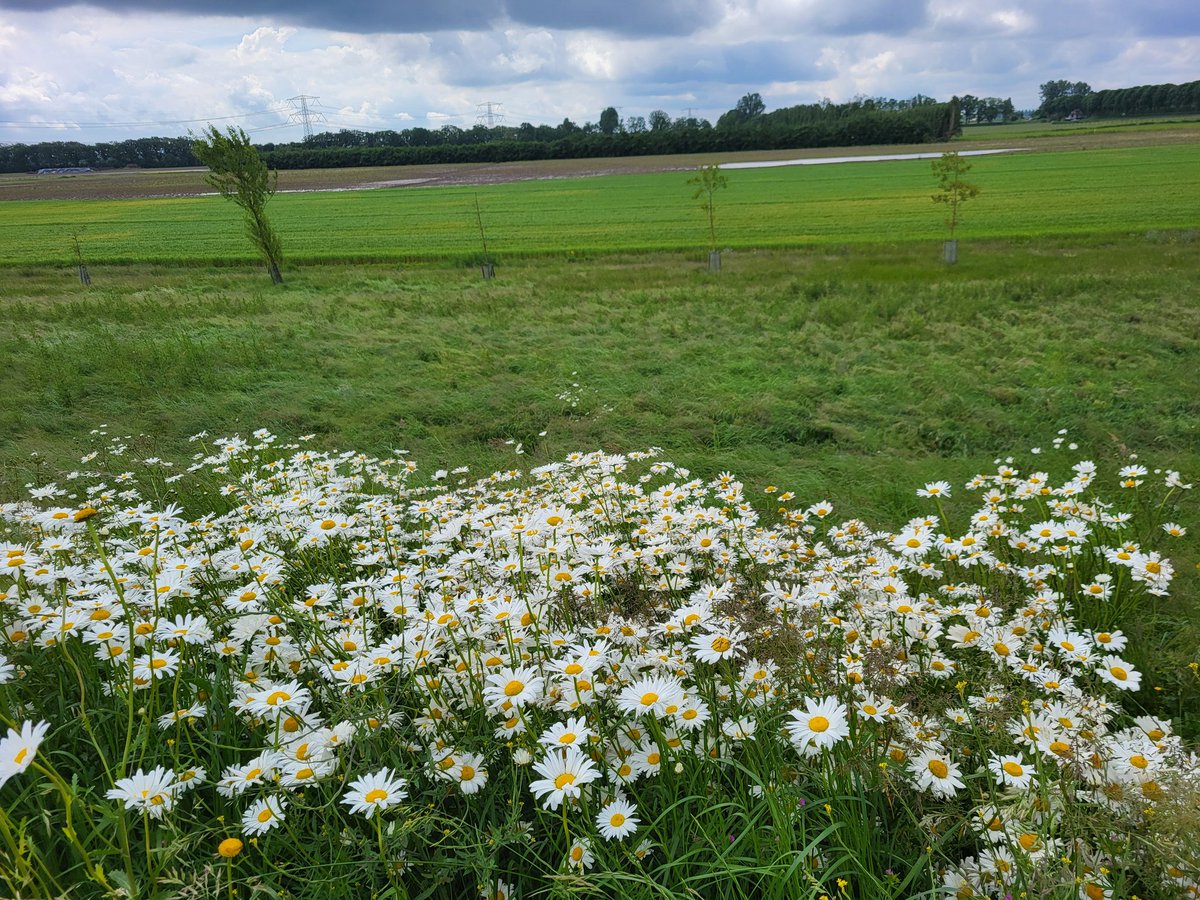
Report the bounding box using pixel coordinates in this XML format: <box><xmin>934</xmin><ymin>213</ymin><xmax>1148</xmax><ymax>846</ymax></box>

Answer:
<box><xmin>285</xmin><ymin>95</ymin><xmax>326</xmax><ymax>141</ymax></box>
<box><xmin>475</xmin><ymin>101</ymin><xmax>504</xmax><ymax>127</ymax></box>
<box><xmin>0</xmin><ymin>108</ymin><xmax>286</xmax><ymax>129</ymax></box>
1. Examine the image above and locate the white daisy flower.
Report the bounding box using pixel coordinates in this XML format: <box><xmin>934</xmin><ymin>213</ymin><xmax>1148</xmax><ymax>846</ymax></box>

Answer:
<box><xmin>528</xmin><ymin>746</ymin><xmax>599</xmax><ymax>810</ymax></box>
<box><xmin>105</xmin><ymin>766</ymin><xmax>178</xmax><ymax>819</ymax></box>
<box><xmin>242</xmin><ymin>795</ymin><xmax>287</xmax><ymax>835</ymax></box>
<box><xmin>787</xmin><ymin>697</ymin><xmax>850</xmax><ymax>755</ymax></box>
<box><xmin>596</xmin><ymin>798</ymin><xmax>640</xmax><ymax>841</ymax></box>
<box><xmin>341</xmin><ymin>768</ymin><xmax>409</xmax><ymax>818</ymax></box>
<box><xmin>0</xmin><ymin>720</ymin><xmax>50</xmax><ymax>788</ymax></box>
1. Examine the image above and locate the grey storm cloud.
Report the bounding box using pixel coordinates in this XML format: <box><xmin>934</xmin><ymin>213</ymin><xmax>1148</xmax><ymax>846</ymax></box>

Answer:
<box><xmin>805</xmin><ymin>0</ymin><xmax>930</xmax><ymax>36</ymax></box>
<box><xmin>0</xmin><ymin>0</ymin><xmax>723</xmax><ymax>35</ymax></box>
<box><xmin>632</xmin><ymin>41</ymin><xmax>824</xmax><ymax>88</ymax></box>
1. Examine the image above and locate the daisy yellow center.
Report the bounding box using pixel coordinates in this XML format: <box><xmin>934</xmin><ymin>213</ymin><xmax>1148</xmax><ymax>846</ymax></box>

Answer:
<box><xmin>1145</xmin><ymin>561</ymin><xmax>1161</xmax><ymax>574</ymax></box>
<box><xmin>571</xmin><ymin>846</ymin><xmax>583</xmax><ymax>861</ymax></box>
<box><xmin>927</xmin><ymin>759</ymin><xmax>949</xmax><ymax>779</ymax></box>
<box><xmin>150</xmin><ymin>794</ymin><xmax>165</xmax><ymax>805</ymax></box>
<box><xmin>640</xmin><ymin>692</ymin><xmax>659</xmax><ymax>706</ymax></box>
<box><xmin>365</xmin><ymin>789</ymin><xmax>388</xmax><ymax>803</ymax></box>
<box><xmin>558</xmin><ymin>733</ymin><xmax>577</xmax><ymax>744</ymax></box>
<box><xmin>808</xmin><ymin>715</ymin><xmax>830</xmax><ymax>733</ymax></box>
<box><xmin>266</xmin><ymin>691</ymin><xmax>291</xmax><ymax>706</ymax></box>
<box><xmin>295</xmin><ymin>767</ymin><xmax>314</xmax><ymax>779</ymax></box>
<box><xmin>1002</xmin><ymin>761</ymin><xmax>1024</xmax><ymax>777</ymax></box>
<box><xmin>862</xmin><ymin>705</ymin><xmax>878</xmax><ymax>716</ymax></box>
<box><xmin>320</xmin><ymin>519</ymin><xmax>337</xmax><ymax>530</ymax></box>
<box><xmin>646</xmin><ymin>752</ymin><xmax>660</xmax><ymax>766</ymax></box>
<box><xmin>906</xmin><ymin>538</ymin><xmax>921</xmax><ymax>548</ymax></box>
<box><xmin>554</xmin><ymin>773</ymin><xmax>576</xmax><ymax>790</ymax></box>
<box><xmin>1129</xmin><ymin>754</ymin><xmax>1149</xmax><ymax>769</ymax></box>
<box><xmin>257</xmin><ymin>808</ymin><xmax>274</xmax><ymax>823</ymax></box>
<box><xmin>244</xmin><ymin>768</ymin><xmax>263</xmax><ymax>781</ymax></box>
<box><xmin>609</xmin><ymin>812</ymin><xmax>626</xmax><ymax>827</ymax></box>
<box><xmin>1084</xmin><ymin>884</ymin><xmax>1105</xmax><ymax>900</ymax></box>
<box><xmin>504</xmin><ymin>680</ymin><xmax>524</xmax><ymax>697</ymax></box>
<box><xmin>151</xmin><ymin>658</ymin><xmax>169</xmax><ymax>669</ymax></box>
<box><xmin>1018</xmin><ymin>833</ymin><xmax>1039</xmax><ymax>851</ymax></box>
<box><xmin>460</xmin><ymin>765</ymin><xmax>476</xmax><ymax>781</ymax></box>
<box><xmin>682</xmin><ymin>709</ymin><xmax>698</xmax><ymax>720</ymax></box>
<box><xmin>565</xmin><ymin>663</ymin><xmax>583</xmax><ymax>675</ymax></box>
<box><xmin>993</xmin><ymin>642</ymin><xmax>1009</xmax><ymax>656</ymax></box>
<box><xmin>1049</xmin><ymin>741</ymin><xmax>1071</xmax><ymax>757</ymax></box>
<box><xmin>1110</xmin><ymin>666</ymin><xmax>1128</xmax><ymax>680</ymax></box>
<box><xmin>14</xmin><ymin>748</ymin><xmax>28</xmax><ymax>765</ymax></box>
<box><xmin>711</xmin><ymin>637</ymin><xmax>731</xmax><ymax>653</ymax></box>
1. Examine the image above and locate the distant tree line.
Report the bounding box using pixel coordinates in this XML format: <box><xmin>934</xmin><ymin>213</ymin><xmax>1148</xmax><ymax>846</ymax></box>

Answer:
<box><xmin>6</xmin><ymin>77</ymin><xmax>1200</xmax><ymax>174</ymax></box>
<box><xmin>256</xmin><ymin>95</ymin><xmax>957</xmax><ymax>169</ymax></box>
<box><xmin>1037</xmin><ymin>78</ymin><xmax>1200</xmax><ymax>119</ymax></box>
<box><xmin>0</xmin><ymin>94</ymin><xmax>956</xmax><ymax>173</ymax></box>
<box><xmin>956</xmin><ymin>96</ymin><xmax>1019</xmax><ymax>125</ymax></box>
<box><xmin>0</xmin><ymin>136</ymin><xmax>196</xmax><ymax>174</ymax></box>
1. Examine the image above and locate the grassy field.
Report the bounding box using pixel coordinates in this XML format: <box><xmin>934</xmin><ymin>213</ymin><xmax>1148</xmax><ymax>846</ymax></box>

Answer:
<box><xmin>1</xmin><ymin>143</ymin><xmax>1197</xmax><ymax>266</ymax></box>
<box><xmin>2</xmin><ymin>242</ymin><xmax>1199</xmax><ymax>897</ymax></box>
<box><xmin>961</xmin><ymin>113</ymin><xmax>1200</xmax><ymax>141</ymax></box>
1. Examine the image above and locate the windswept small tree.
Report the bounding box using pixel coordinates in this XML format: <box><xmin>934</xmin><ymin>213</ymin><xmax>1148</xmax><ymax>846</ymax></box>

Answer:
<box><xmin>688</xmin><ymin>164</ymin><xmax>728</xmax><ymax>253</ymax></box>
<box><xmin>931</xmin><ymin>151</ymin><xmax>979</xmax><ymax>262</ymax></box>
<box><xmin>191</xmin><ymin>125</ymin><xmax>284</xmax><ymax>284</ymax></box>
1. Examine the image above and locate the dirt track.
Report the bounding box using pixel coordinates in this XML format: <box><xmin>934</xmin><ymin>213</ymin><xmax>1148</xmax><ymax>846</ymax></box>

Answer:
<box><xmin>2</xmin><ymin>124</ymin><xmax>1195</xmax><ymax>202</ymax></box>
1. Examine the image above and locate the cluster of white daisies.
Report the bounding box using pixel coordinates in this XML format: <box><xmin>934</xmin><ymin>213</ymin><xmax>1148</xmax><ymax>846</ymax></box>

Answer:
<box><xmin>0</xmin><ymin>431</ymin><xmax>1195</xmax><ymax>898</ymax></box>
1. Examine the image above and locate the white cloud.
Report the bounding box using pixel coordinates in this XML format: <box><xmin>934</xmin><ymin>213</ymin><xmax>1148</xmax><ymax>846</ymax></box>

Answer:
<box><xmin>0</xmin><ymin>2</ymin><xmax>1196</xmax><ymax>143</ymax></box>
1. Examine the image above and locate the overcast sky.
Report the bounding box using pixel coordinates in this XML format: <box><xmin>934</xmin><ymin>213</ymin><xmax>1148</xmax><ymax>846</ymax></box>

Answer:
<box><xmin>1</xmin><ymin>0</ymin><xmax>1197</xmax><ymax>144</ymax></box>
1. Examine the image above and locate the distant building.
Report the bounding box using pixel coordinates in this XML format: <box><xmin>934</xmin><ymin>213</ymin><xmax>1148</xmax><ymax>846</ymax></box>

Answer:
<box><xmin>37</xmin><ymin>167</ymin><xmax>93</xmax><ymax>175</ymax></box>
<box><xmin>1065</xmin><ymin>109</ymin><xmax>1085</xmax><ymax>122</ymax></box>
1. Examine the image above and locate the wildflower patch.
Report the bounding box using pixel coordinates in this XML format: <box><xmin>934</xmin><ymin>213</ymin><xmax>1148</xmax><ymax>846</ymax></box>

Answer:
<box><xmin>0</xmin><ymin>433</ymin><xmax>1196</xmax><ymax>898</ymax></box>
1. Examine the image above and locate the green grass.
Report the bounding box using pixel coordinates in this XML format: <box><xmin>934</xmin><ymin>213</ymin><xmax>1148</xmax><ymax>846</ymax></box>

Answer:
<box><xmin>3</xmin><ymin>241</ymin><xmax>1197</xmax><ymax>523</ymax></box>
<box><xmin>1</xmin><ymin>144</ymin><xmax>1197</xmax><ymax>266</ymax></box>
<box><xmin>961</xmin><ymin>114</ymin><xmax>1200</xmax><ymax>140</ymax></box>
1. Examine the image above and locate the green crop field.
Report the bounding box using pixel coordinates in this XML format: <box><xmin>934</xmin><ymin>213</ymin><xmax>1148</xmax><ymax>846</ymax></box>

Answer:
<box><xmin>1</xmin><ymin>144</ymin><xmax>1197</xmax><ymax>266</ymax></box>
<box><xmin>961</xmin><ymin>114</ymin><xmax>1200</xmax><ymax>141</ymax></box>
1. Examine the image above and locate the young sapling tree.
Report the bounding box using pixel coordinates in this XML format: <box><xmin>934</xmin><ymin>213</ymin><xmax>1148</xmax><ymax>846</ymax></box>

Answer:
<box><xmin>191</xmin><ymin>125</ymin><xmax>285</xmax><ymax>284</ymax></box>
<box><xmin>931</xmin><ymin>151</ymin><xmax>980</xmax><ymax>264</ymax></box>
<box><xmin>474</xmin><ymin>194</ymin><xmax>495</xmax><ymax>279</ymax></box>
<box><xmin>687</xmin><ymin>164</ymin><xmax>728</xmax><ymax>271</ymax></box>
<box><xmin>69</xmin><ymin>228</ymin><xmax>91</xmax><ymax>285</ymax></box>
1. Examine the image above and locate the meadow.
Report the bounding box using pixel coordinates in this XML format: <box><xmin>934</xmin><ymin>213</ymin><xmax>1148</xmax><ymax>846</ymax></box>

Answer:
<box><xmin>1</xmin><ymin>135</ymin><xmax>1198</xmax><ymax>899</ymax></box>
<box><xmin>1</xmin><ymin>143</ymin><xmax>1199</xmax><ymax>266</ymax></box>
